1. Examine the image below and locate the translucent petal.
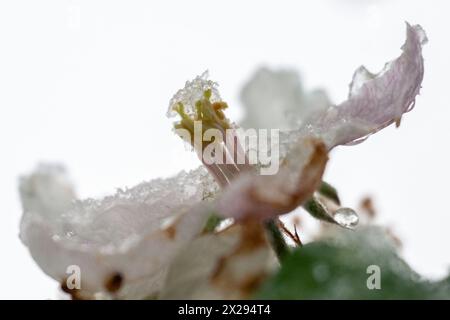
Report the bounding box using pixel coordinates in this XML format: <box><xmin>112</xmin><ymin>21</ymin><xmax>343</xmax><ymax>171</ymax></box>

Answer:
<box><xmin>240</xmin><ymin>67</ymin><xmax>330</xmax><ymax>130</ymax></box>
<box><xmin>19</xmin><ymin>164</ymin><xmax>218</xmax><ymax>299</ymax></box>
<box><xmin>300</xmin><ymin>23</ymin><xmax>427</xmax><ymax>149</ymax></box>
<box><xmin>19</xmin><ymin>163</ymin><xmax>76</xmax><ymax>221</ymax></box>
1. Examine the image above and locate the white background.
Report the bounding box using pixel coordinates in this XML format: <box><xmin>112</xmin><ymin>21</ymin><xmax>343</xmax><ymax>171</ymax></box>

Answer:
<box><xmin>0</xmin><ymin>0</ymin><xmax>449</xmax><ymax>299</ymax></box>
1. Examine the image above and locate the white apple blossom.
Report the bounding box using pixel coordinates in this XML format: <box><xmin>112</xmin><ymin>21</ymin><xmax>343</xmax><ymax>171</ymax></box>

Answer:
<box><xmin>19</xmin><ymin>23</ymin><xmax>427</xmax><ymax>299</ymax></box>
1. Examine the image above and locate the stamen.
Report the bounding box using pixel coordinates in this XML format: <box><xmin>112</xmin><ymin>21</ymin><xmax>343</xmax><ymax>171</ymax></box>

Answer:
<box><xmin>168</xmin><ymin>74</ymin><xmax>251</xmax><ymax>187</ymax></box>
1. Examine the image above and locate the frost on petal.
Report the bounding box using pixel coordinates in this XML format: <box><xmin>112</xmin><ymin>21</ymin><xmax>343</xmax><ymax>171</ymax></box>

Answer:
<box><xmin>167</xmin><ymin>71</ymin><xmax>221</xmax><ymax>118</ymax></box>
<box><xmin>19</xmin><ymin>164</ymin><xmax>218</xmax><ymax>299</ymax></box>
<box><xmin>161</xmin><ymin>223</ymin><xmax>277</xmax><ymax>299</ymax></box>
<box><xmin>217</xmin><ymin>138</ymin><xmax>328</xmax><ymax>221</ymax></box>
<box><xmin>300</xmin><ymin>23</ymin><xmax>427</xmax><ymax>149</ymax></box>
<box><xmin>240</xmin><ymin>67</ymin><xmax>330</xmax><ymax>130</ymax></box>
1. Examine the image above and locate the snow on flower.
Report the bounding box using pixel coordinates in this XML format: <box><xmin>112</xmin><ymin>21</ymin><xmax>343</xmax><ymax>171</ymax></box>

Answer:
<box><xmin>216</xmin><ymin>23</ymin><xmax>427</xmax><ymax>221</ymax></box>
<box><xmin>19</xmin><ymin>164</ymin><xmax>217</xmax><ymax>299</ymax></box>
<box><xmin>19</xmin><ymin>22</ymin><xmax>427</xmax><ymax>299</ymax></box>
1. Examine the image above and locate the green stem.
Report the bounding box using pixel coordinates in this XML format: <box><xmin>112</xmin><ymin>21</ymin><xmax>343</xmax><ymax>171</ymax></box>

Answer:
<box><xmin>264</xmin><ymin>219</ymin><xmax>290</xmax><ymax>261</ymax></box>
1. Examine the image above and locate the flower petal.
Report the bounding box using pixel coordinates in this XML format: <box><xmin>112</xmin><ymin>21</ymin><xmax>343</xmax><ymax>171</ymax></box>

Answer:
<box><xmin>300</xmin><ymin>23</ymin><xmax>427</xmax><ymax>148</ymax></box>
<box><xmin>19</xmin><ymin>164</ymin><xmax>218</xmax><ymax>299</ymax></box>
<box><xmin>240</xmin><ymin>67</ymin><xmax>330</xmax><ymax>130</ymax></box>
<box><xmin>19</xmin><ymin>163</ymin><xmax>76</xmax><ymax>221</ymax></box>
<box><xmin>217</xmin><ymin>138</ymin><xmax>328</xmax><ymax>221</ymax></box>
<box><xmin>161</xmin><ymin>222</ymin><xmax>276</xmax><ymax>299</ymax></box>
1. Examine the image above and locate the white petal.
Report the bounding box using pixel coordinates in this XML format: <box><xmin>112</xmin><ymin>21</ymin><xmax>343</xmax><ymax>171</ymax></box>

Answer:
<box><xmin>19</xmin><ymin>164</ymin><xmax>217</xmax><ymax>299</ymax></box>
<box><xmin>240</xmin><ymin>67</ymin><xmax>330</xmax><ymax>130</ymax></box>
<box><xmin>161</xmin><ymin>223</ymin><xmax>276</xmax><ymax>299</ymax></box>
<box><xmin>19</xmin><ymin>164</ymin><xmax>76</xmax><ymax>221</ymax></box>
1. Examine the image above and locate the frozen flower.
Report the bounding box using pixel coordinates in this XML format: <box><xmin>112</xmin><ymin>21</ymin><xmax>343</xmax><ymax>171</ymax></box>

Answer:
<box><xmin>214</xmin><ymin>23</ymin><xmax>427</xmax><ymax>221</ymax></box>
<box><xmin>161</xmin><ymin>20</ymin><xmax>428</xmax><ymax>296</ymax></box>
<box><xmin>168</xmin><ymin>70</ymin><xmax>330</xmax><ymax>223</ymax></box>
<box><xmin>19</xmin><ymin>22</ymin><xmax>427</xmax><ymax>300</ymax></box>
<box><xmin>166</xmin><ymin>23</ymin><xmax>428</xmax><ymax>226</ymax></box>
<box><xmin>211</xmin><ymin>23</ymin><xmax>427</xmax><ymax>225</ymax></box>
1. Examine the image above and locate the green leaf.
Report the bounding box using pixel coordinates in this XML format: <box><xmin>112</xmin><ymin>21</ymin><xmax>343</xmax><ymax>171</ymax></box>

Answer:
<box><xmin>303</xmin><ymin>197</ymin><xmax>336</xmax><ymax>224</ymax></box>
<box><xmin>318</xmin><ymin>181</ymin><xmax>340</xmax><ymax>205</ymax></box>
<box><xmin>256</xmin><ymin>226</ymin><xmax>450</xmax><ymax>299</ymax></box>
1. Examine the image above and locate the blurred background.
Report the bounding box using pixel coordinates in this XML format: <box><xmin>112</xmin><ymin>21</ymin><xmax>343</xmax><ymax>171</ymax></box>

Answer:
<box><xmin>0</xmin><ymin>0</ymin><xmax>449</xmax><ymax>299</ymax></box>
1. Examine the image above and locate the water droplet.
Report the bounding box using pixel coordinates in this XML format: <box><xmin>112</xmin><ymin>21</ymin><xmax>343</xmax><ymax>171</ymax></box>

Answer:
<box><xmin>333</xmin><ymin>207</ymin><xmax>359</xmax><ymax>229</ymax></box>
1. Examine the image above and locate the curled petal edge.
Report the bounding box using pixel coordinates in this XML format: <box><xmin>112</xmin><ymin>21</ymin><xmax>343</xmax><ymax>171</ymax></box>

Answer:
<box><xmin>301</xmin><ymin>23</ymin><xmax>427</xmax><ymax>149</ymax></box>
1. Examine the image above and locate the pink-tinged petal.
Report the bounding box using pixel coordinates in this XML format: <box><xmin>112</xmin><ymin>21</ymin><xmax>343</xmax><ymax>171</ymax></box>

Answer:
<box><xmin>19</xmin><ymin>164</ymin><xmax>217</xmax><ymax>299</ymax></box>
<box><xmin>217</xmin><ymin>138</ymin><xmax>328</xmax><ymax>221</ymax></box>
<box><xmin>300</xmin><ymin>23</ymin><xmax>427</xmax><ymax>148</ymax></box>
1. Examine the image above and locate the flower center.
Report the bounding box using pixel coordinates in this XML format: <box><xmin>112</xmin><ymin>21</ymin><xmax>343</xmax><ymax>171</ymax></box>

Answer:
<box><xmin>168</xmin><ymin>74</ymin><xmax>252</xmax><ymax>187</ymax></box>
